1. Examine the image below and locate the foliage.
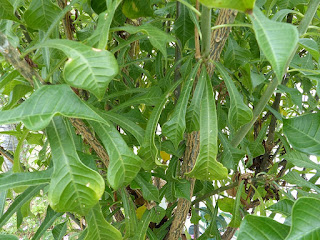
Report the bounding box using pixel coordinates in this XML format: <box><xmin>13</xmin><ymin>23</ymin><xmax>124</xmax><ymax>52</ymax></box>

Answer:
<box><xmin>0</xmin><ymin>0</ymin><xmax>319</xmax><ymax>239</ymax></box>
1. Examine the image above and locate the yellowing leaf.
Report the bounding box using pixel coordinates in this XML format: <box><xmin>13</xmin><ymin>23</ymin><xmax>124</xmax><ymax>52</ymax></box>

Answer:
<box><xmin>136</xmin><ymin>205</ymin><xmax>147</xmax><ymax>220</ymax></box>
<box><xmin>160</xmin><ymin>151</ymin><xmax>171</xmax><ymax>163</ymax></box>
<box><xmin>199</xmin><ymin>0</ymin><xmax>256</xmax><ymax>13</ymax></box>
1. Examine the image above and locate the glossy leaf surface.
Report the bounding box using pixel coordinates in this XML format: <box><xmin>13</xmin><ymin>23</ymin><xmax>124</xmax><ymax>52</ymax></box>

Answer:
<box><xmin>24</xmin><ymin>0</ymin><xmax>61</xmax><ymax>31</ymax></box>
<box><xmin>250</xmin><ymin>7</ymin><xmax>298</xmax><ymax>82</ymax></box>
<box><xmin>238</xmin><ymin>215</ymin><xmax>290</xmax><ymax>240</ymax></box>
<box><xmin>85</xmin><ymin>204</ymin><xmax>122</xmax><ymax>240</ymax></box>
<box><xmin>90</xmin><ymin>121</ymin><xmax>142</xmax><ymax>190</ymax></box>
<box><xmin>187</xmin><ymin>73</ymin><xmax>228</xmax><ymax>180</ymax></box>
<box><xmin>283</xmin><ymin>113</ymin><xmax>320</xmax><ymax>156</ymax></box>
<box><xmin>47</xmin><ymin>117</ymin><xmax>105</xmax><ymax>215</ymax></box>
<box><xmin>33</xmin><ymin>40</ymin><xmax>118</xmax><ymax>99</ymax></box>
<box><xmin>0</xmin><ymin>85</ymin><xmax>109</xmax><ymax>130</ymax></box>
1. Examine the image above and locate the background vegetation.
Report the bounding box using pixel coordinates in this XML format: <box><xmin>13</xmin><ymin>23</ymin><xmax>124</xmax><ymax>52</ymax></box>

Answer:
<box><xmin>0</xmin><ymin>0</ymin><xmax>319</xmax><ymax>239</ymax></box>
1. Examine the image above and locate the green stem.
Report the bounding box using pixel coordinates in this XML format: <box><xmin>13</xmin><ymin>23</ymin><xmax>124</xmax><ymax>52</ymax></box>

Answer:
<box><xmin>230</xmin><ymin>0</ymin><xmax>320</xmax><ymax>148</ymax></box>
<box><xmin>298</xmin><ymin>0</ymin><xmax>320</xmax><ymax>36</ymax></box>
<box><xmin>177</xmin><ymin>0</ymin><xmax>201</xmax><ymax>16</ymax></box>
<box><xmin>211</xmin><ymin>23</ymin><xmax>253</xmax><ymax>30</ymax></box>
<box><xmin>201</xmin><ymin>6</ymin><xmax>211</xmax><ymax>58</ymax></box>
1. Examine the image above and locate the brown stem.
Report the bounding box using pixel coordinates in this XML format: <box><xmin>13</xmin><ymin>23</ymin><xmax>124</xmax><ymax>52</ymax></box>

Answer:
<box><xmin>0</xmin><ymin>146</ymin><xmax>14</xmax><ymax>163</ymax></box>
<box><xmin>57</xmin><ymin>0</ymin><xmax>74</xmax><ymax>40</ymax></box>
<box><xmin>166</xmin><ymin>9</ymin><xmax>237</xmax><ymax>240</ymax></box>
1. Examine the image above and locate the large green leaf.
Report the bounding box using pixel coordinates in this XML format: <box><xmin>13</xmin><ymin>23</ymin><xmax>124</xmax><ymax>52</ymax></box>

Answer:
<box><xmin>238</xmin><ymin>215</ymin><xmax>290</xmax><ymax>240</ymax></box>
<box><xmin>187</xmin><ymin>73</ymin><xmax>228</xmax><ymax>180</ymax></box>
<box><xmin>0</xmin><ymin>170</ymin><xmax>52</xmax><ymax>192</ymax></box>
<box><xmin>299</xmin><ymin>38</ymin><xmax>320</xmax><ymax>61</ymax></box>
<box><xmin>115</xmin><ymin>24</ymin><xmax>175</xmax><ymax>59</ymax></box>
<box><xmin>283</xmin><ymin>113</ymin><xmax>320</xmax><ymax>156</ymax></box>
<box><xmin>249</xmin><ymin>7</ymin><xmax>298</xmax><ymax>82</ymax></box>
<box><xmin>89</xmin><ymin>121</ymin><xmax>142</xmax><ymax>190</ymax></box>
<box><xmin>139</xmin><ymin>80</ymin><xmax>182</xmax><ymax>170</ymax></box>
<box><xmin>32</xmin><ymin>206</ymin><xmax>63</xmax><ymax>240</ymax></box>
<box><xmin>174</xmin><ymin>4</ymin><xmax>194</xmax><ymax>49</ymax></box>
<box><xmin>215</xmin><ymin>62</ymin><xmax>252</xmax><ymax>130</ymax></box>
<box><xmin>0</xmin><ymin>235</ymin><xmax>18</xmax><ymax>240</ymax></box>
<box><xmin>0</xmin><ymin>0</ymin><xmax>18</xmax><ymax>21</ymax></box>
<box><xmin>283</xmin><ymin>151</ymin><xmax>320</xmax><ymax>171</ymax></box>
<box><xmin>85</xmin><ymin>204</ymin><xmax>122</xmax><ymax>240</ymax></box>
<box><xmin>200</xmin><ymin>0</ymin><xmax>255</xmax><ymax>12</ymax></box>
<box><xmin>30</xmin><ymin>40</ymin><xmax>118</xmax><ymax>100</ymax></box>
<box><xmin>24</xmin><ymin>0</ymin><xmax>61</xmax><ymax>31</ymax></box>
<box><xmin>0</xmin><ymin>85</ymin><xmax>109</xmax><ymax>130</ymax></box>
<box><xmin>163</xmin><ymin>63</ymin><xmax>200</xmax><ymax>149</ymax></box>
<box><xmin>286</xmin><ymin>197</ymin><xmax>320</xmax><ymax>240</ymax></box>
<box><xmin>47</xmin><ymin>117</ymin><xmax>105</xmax><ymax>215</ymax></box>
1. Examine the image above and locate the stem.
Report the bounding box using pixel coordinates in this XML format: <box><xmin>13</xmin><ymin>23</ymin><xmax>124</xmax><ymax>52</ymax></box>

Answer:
<box><xmin>298</xmin><ymin>0</ymin><xmax>320</xmax><ymax>36</ymax></box>
<box><xmin>231</xmin><ymin>78</ymin><xmax>278</xmax><ymax>147</ymax></box>
<box><xmin>201</xmin><ymin>6</ymin><xmax>211</xmax><ymax>58</ymax></box>
<box><xmin>192</xmin><ymin>181</ymin><xmax>239</xmax><ymax>205</ymax></box>
<box><xmin>211</xmin><ymin>23</ymin><xmax>253</xmax><ymax>30</ymax></box>
<box><xmin>177</xmin><ymin>0</ymin><xmax>201</xmax><ymax>16</ymax></box>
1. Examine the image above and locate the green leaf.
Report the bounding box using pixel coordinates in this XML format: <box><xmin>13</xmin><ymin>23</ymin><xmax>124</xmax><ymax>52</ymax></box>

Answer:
<box><xmin>224</xmin><ymin>38</ymin><xmax>251</xmax><ymax>69</ymax></box>
<box><xmin>299</xmin><ymin>38</ymin><xmax>320</xmax><ymax>61</ymax></box>
<box><xmin>199</xmin><ymin>0</ymin><xmax>255</xmax><ymax>12</ymax></box>
<box><xmin>116</xmin><ymin>24</ymin><xmax>175</xmax><ymax>59</ymax></box>
<box><xmin>186</xmin><ymin>67</ymin><xmax>205</xmax><ymax>132</ymax></box>
<box><xmin>187</xmin><ymin>72</ymin><xmax>228</xmax><ymax>180</ymax></box>
<box><xmin>0</xmin><ymin>235</ymin><xmax>18</xmax><ymax>240</ymax></box>
<box><xmin>52</xmin><ymin>222</ymin><xmax>67</xmax><ymax>240</ymax></box>
<box><xmin>3</xmin><ymin>84</ymin><xmax>33</xmax><ymax>110</ymax></box>
<box><xmin>24</xmin><ymin>0</ymin><xmax>61</xmax><ymax>31</ymax></box>
<box><xmin>85</xmin><ymin>204</ymin><xmax>122</xmax><ymax>240</ymax></box>
<box><xmin>174</xmin><ymin>179</ymin><xmax>191</xmax><ymax>201</ymax></box>
<box><xmin>229</xmin><ymin>181</ymin><xmax>244</xmax><ymax>228</ymax></box>
<box><xmin>90</xmin><ymin>0</ymin><xmax>107</xmax><ymax>14</ymax></box>
<box><xmin>238</xmin><ymin>215</ymin><xmax>290</xmax><ymax>240</ymax></box>
<box><xmin>0</xmin><ymin>0</ymin><xmax>18</xmax><ymax>21</ymax></box>
<box><xmin>0</xmin><ymin>185</ymin><xmax>45</xmax><ymax>228</ymax></box>
<box><xmin>0</xmin><ymin>170</ymin><xmax>52</xmax><ymax>192</ymax></box>
<box><xmin>47</xmin><ymin>117</ymin><xmax>105</xmax><ymax>215</ymax></box>
<box><xmin>120</xmin><ymin>188</ymin><xmax>138</xmax><ymax>238</ymax></box>
<box><xmin>133</xmin><ymin>173</ymin><xmax>159</xmax><ymax>202</ymax></box>
<box><xmin>249</xmin><ymin>7</ymin><xmax>298</xmax><ymax>82</ymax></box>
<box><xmin>215</xmin><ymin>62</ymin><xmax>253</xmax><ymax>130</ymax></box>
<box><xmin>163</xmin><ymin>63</ymin><xmax>200</xmax><ymax>149</ymax></box>
<box><xmin>286</xmin><ymin>197</ymin><xmax>320</xmax><ymax>240</ymax></box>
<box><xmin>283</xmin><ymin>113</ymin><xmax>320</xmax><ymax>156</ymax></box>
<box><xmin>103</xmin><ymin>112</ymin><xmax>144</xmax><ymax>145</ymax></box>
<box><xmin>283</xmin><ymin>151</ymin><xmax>320</xmax><ymax>171</ymax></box>
<box><xmin>122</xmin><ymin>0</ymin><xmax>153</xmax><ymax>19</ymax></box>
<box><xmin>0</xmin><ymin>85</ymin><xmax>109</xmax><ymax>130</ymax></box>
<box><xmin>267</xmin><ymin>199</ymin><xmax>294</xmax><ymax>216</ymax></box>
<box><xmin>218</xmin><ymin>197</ymin><xmax>235</xmax><ymax>213</ymax></box>
<box><xmin>87</xmin><ymin>1</ymin><xmax>121</xmax><ymax>49</ymax></box>
<box><xmin>174</xmin><ymin>4</ymin><xmax>194</xmax><ymax>49</ymax></box>
<box><xmin>89</xmin><ymin>121</ymin><xmax>142</xmax><ymax>190</ymax></box>
<box><xmin>32</xmin><ymin>206</ymin><xmax>63</xmax><ymax>240</ymax></box>
<box><xmin>31</xmin><ymin>40</ymin><xmax>118</xmax><ymax>100</ymax></box>
<box><xmin>139</xmin><ymin>80</ymin><xmax>182</xmax><ymax>170</ymax></box>
<box><xmin>219</xmin><ymin>132</ymin><xmax>245</xmax><ymax>170</ymax></box>
<box><xmin>282</xmin><ymin>171</ymin><xmax>320</xmax><ymax>194</ymax></box>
